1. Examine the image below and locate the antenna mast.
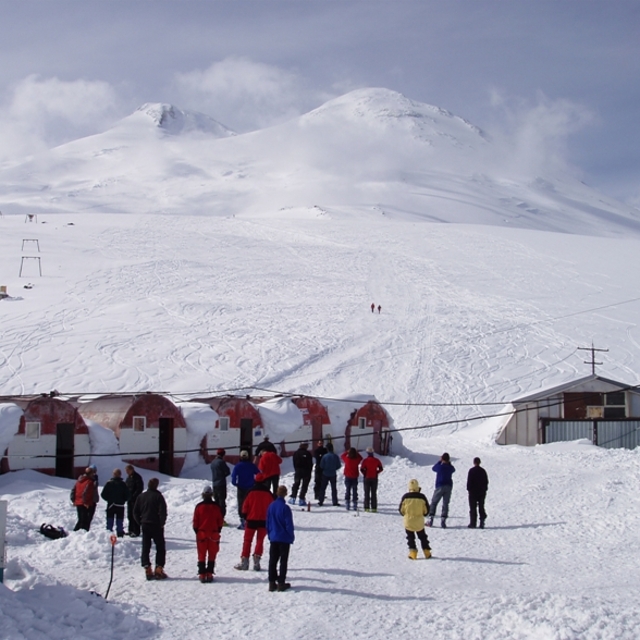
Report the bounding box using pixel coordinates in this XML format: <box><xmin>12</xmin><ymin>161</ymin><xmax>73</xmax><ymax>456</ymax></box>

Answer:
<box><xmin>578</xmin><ymin>343</ymin><xmax>608</xmax><ymax>375</ymax></box>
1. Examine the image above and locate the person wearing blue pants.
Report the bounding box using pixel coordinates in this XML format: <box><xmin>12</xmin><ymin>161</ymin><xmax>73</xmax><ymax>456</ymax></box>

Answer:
<box><xmin>427</xmin><ymin>453</ymin><xmax>455</xmax><ymax>528</ymax></box>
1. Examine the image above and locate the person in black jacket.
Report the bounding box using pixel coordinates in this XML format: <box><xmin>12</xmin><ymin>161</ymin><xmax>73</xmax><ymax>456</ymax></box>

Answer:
<box><xmin>313</xmin><ymin>439</ymin><xmax>328</xmax><ymax>500</ymax></box>
<box><xmin>289</xmin><ymin>442</ymin><xmax>313</xmax><ymax>507</ymax></box>
<box><xmin>133</xmin><ymin>477</ymin><xmax>168</xmax><ymax>580</ymax></box>
<box><xmin>125</xmin><ymin>464</ymin><xmax>144</xmax><ymax>537</ymax></box>
<box><xmin>467</xmin><ymin>457</ymin><xmax>489</xmax><ymax>529</ymax></box>
<box><xmin>100</xmin><ymin>468</ymin><xmax>130</xmax><ymax>537</ymax></box>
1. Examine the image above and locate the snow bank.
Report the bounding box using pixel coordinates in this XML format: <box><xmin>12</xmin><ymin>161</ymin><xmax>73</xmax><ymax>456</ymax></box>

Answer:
<box><xmin>0</xmin><ymin>402</ymin><xmax>22</xmax><ymax>457</ymax></box>
<box><xmin>178</xmin><ymin>402</ymin><xmax>217</xmax><ymax>470</ymax></box>
<box><xmin>255</xmin><ymin>396</ymin><xmax>304</xmax><ymax>438</ymax></box>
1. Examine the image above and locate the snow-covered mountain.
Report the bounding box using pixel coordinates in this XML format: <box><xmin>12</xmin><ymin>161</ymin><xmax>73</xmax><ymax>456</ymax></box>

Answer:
<box><xmin>1</xmin><ymin>88</ymin><xmax>638</xmax><ymax>236</ymax></box>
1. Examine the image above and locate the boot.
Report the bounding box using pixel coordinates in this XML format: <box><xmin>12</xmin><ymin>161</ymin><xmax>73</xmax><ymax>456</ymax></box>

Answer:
<box><xmin>154</xmin><ymin>566</ymin><xmax>168</xmax><ymax>580</ymax></box>
<box><xmin>423</xmin><ymin>549</ymin><xmax>432</xmax><ymax>559</ymax></box>
<box><xmin>206</xmin><ymin>560</ymin><xmax>215</xmax><ymax>582</ymax></box>
<box><xmin>288</xmin><ymin>497</ymin><xmax>296</xmax><ymax>505</ymax></box>
<box><xmin>426</xmin><ymin>516</ymin><xmax>434</xmax><ymax>527</ymax></box>
<box><xmin>345</xmin><ymin>500</ymin><xmax>351</xmax><ymax>511</ymax></box>
<box><xmin>144</xmin><ymin>565</ymin><xmax>155</xmax><ymax>581</ymax></box>
<box><xmin>234</xmin><ymin>556</ymin><xmax>249</xmax><ymax>571</ymax></box>
<box><xmin>268</xmin><ymin>581</ymin><xmax>278</xmax><ymax>592</ymax></box>
<box><xmin>441</xmin><ymin>517</ymin><xmax>447</xmax><ymax>529</ymax></box>
<box><xmin>408</xmin><ymin>548</ymin><xmax>418</xmax><ymax>560</ymax></box>
<box><xmin>277</xmin><ymin>582</ymin><xmax>291</xmax><ymax>591</ymax></box>
<box><xmin>298</xmin><ymin>498</ymin><xmax>306</xmax><ymax>507</ymax></box>
<box><xmin>479</xmin><ymin>519</ymin><xmax>485</xmax><ymax>529</ymax></box>
<box><xmin>198</xmin><ymin>561</ymin><xmax>206</xmax><ymax>583</ymax></box>
<box><xmin>252</xmin><ymin>554</ymin><xmax>261</xmax><ymax>571</ymax></box>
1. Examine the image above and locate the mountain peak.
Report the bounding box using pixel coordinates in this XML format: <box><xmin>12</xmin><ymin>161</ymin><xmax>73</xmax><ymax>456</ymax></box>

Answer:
<box><xmin>304</xmin><ymin>87</ymin><xmax>484</xmax><ymax>138</ymax></box>
<box><xmin>135</xmin><ymin>103</ymin><xmax>235</xmax><ymax>137</ymax></box>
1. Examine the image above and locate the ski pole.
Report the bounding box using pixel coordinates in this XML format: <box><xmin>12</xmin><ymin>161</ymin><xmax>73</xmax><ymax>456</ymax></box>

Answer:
<box><xmin>104</xmin><ymin>534</ymin><xmax>117</xmax><ymax>601</ymax></box>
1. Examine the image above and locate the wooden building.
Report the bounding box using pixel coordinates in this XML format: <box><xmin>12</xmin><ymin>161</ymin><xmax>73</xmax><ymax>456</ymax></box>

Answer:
<box><xmin>496</xmin><ymin>374</ymin><xmax>640</xmax><ymax>448</ymax></box>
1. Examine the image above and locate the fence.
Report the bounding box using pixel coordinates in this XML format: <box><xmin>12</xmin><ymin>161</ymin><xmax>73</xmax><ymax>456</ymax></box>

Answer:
<box><xmin>542</xmin><ymin>419</ymin><xmax>640</xmax><ymax>449</ymax></box>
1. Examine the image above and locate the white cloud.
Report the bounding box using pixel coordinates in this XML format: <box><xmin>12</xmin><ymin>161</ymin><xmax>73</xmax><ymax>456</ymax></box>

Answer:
<box><xmin>172</xmin><ymin>57</ymin><xmax>333</xmax><ymax>132</ymax></box>
<box><xmin>0</xmin><ymin>75</ymin><xmax>120</xmax><ymax>163</ymax></box>
<box><xmin>485</xmin><ymin>91</ymin><xmax>593</xmax><ymax>179</ymax></box>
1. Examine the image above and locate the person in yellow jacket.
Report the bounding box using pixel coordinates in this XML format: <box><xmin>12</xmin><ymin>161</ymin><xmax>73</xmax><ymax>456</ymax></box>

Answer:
<box><xmin>399</xmin><ymin>479</ymin><xmax>432</xmax><ymax>559</ymax></box>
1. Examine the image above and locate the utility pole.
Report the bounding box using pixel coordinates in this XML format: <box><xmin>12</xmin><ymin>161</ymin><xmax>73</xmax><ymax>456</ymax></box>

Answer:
<box><xmin>578</xmin><ymin>343</ymin><xmax>608</xmax><ymax>375</ymax></box>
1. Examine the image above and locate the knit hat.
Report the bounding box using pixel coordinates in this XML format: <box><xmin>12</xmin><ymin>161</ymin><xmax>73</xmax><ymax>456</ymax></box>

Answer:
<box><xmin>240</xmin><ymin>450</ymin><xmax>249</xmax><ymax>459</ymax></box>
<box><xmin>408</xmin><ymin>479</ymin><xmax>420</xmax><ymax>492</ymax></box>
<box><xmin>366</xmin><ymin>447</ymin><xmax>374</xmax><ymax>454</ymax></box>
<box><xmin>216</xmin><ymin>448</ymin><xmax>226</xmax><ymax>456</ymax></box>
<box><xmin>202</xmin><ymin>486</ymin><xmax>213</xmax><ymax>497</ymax></box>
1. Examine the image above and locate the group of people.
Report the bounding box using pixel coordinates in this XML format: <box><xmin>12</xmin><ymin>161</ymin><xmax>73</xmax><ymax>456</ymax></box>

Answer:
<box><xmin>71</xmin><ymin>464</ymin><xmax>143</xmax><ymax>537</ymax></box>
<box><xmin>69</xmin><ymin>443</ymin><xmax>489</xmax><ymax>588</ymax></box>
<box><xmin>399</xmin><ymin>453</ymin><xmax>490</xmax><ymax>559</ymax></box>
<box><xmin>208</xmin><ymin>436</ymin><xmax>385</xmax><ymax>590</ymax></box>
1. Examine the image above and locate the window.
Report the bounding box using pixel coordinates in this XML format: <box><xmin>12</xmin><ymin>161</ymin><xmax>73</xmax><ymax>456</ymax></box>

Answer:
<box><xmin>25</xmin><ymin>421</ymin><xmax>41</xmax><ymax>440</ymax></box>
<box><xmin>132</xmin><ymin>416</ymin><xmax>146</xmax><ymax>432</ymax></box>
<box><xmin>219</xmin><ymin>417</ymin><xmax>230</xmax><ymax>432</ymax></box>
<box><xmin>605</xmin><ymin>392</ymin><xmax>625</xmax><ymax>406</ymax></box>
<box><xmin>604</xmin><ymin>392</ymin><xmax>626</xmax><ymax>419</ymax></box>
<box><xmin>358</xmin><ymin>417</ymin><xmax>366</xmax><ymax>430</ymax></box>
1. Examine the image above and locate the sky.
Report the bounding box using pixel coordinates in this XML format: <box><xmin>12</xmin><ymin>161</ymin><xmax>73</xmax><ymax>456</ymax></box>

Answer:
<box><xmin>0</xmin><ymin>0</ymin><xmax>638</xmax><ymax>206</ymax></box>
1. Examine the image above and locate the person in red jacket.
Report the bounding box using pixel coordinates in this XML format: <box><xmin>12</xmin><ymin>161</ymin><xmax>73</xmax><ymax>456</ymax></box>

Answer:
<box><xmin>192</xmin><ymin>486</ymin><xmax>224</xmax><ymax>583</ymax></box>
<box><xmin>340</xmin><ymin>447</ymin><xmax>363</xmax><ymax>511</ymax></box>
<box><xmin>235</xmin><ymin>474</ymin><xmax>274</xmax><ymax>571</ymax></box>
<box><xmin>71</xmin><ymin>467</ymin><xmax>99</xmax><ymax>531</ymax></box>
<box><xmin>258</xmin><ymin>449</ymin><xmax>282</xmax><ymax>496</ymax></box>
<box><xmin>360</xmin><ymin>447</ymin><xmax>384</xmax><ymax>512</ymax></box>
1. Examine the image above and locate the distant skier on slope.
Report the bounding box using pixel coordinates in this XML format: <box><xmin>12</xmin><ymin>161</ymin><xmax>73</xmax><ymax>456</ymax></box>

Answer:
<box><xmin>399</xmin><ymin>479</ymin><xmax>431</xmax><ymax>559</ymax></box>
<box><xmin>371</xmin><ymin>302</ymin><xmax>375</xmax><ymax>313</ymax></box>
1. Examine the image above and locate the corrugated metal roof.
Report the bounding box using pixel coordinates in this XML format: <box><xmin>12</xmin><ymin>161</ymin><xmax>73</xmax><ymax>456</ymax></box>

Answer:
<box><xmin>512</xmin><ymin>375</ymin><xmax>640</xmax><ymax>404</ymax></box>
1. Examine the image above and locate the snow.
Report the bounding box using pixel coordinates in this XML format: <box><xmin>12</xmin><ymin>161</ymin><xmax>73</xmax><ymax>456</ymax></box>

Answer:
<box><xmin>0</xmin><ymin>403</ymin><xmax>22</xmax><ymax>461</ymax></box>
<box><xmin>2</xmin><ymin>88</ymin><xmax>640</xmax><ymax>638</ymax></box>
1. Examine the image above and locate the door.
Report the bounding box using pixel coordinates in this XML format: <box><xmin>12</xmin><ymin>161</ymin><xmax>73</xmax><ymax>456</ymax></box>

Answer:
<box><xmin>158</xmin><ymin>418</ymin><xmax>174</xmax><ymax>476</ymax></box>
<box><xmin>55</xmin><ymin>423</ymin><xmax>75</xmax><ymax>478</ymax></box>
<box><xmin>240</xmin><ymin>418</ymin><xmax>253</xmax><ymax>456</ymax></box>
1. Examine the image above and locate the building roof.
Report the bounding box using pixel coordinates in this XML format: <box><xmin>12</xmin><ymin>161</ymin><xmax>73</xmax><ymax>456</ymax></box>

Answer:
<box><xmin>512</xmin><ymin>374</ymin><xmax>640</xmax><ymax>404</ymax></box>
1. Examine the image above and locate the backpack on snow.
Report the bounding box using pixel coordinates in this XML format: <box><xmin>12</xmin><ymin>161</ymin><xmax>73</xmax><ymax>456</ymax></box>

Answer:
<box><xmin>39</xmin><ymin>523</ymin><xmax>68</xmax><ymax>540</ymax></box>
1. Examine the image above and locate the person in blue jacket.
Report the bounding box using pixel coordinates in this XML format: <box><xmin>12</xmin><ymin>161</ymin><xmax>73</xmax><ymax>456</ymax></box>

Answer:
<box><xmin>317</xmin><ymin>442</ymin><xmax>342</xmax><ymax>507</ymax></box>
<box><xmin>266</xmin><ymin>485</ymin><xmax>295</xmax><ymax>592</ymax></box>
<box><xmin>427</xmin><ymin>452</ymin><xmax>455</xmax><ymax>528</ymax></box>
<box><xmin>232</xmin><ymin>450</ymin><xmax>260</xmax><ymax>530</ymax></box>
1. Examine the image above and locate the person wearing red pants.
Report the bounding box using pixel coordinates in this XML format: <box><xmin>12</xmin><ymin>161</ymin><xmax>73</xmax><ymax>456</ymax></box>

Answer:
<box><xmin>192</xmin><ymin>486</ymin><xmax>224</xmax><ymax>583</ymax></box>
<box><xmin>235</xmin><ymin>474</ymin><xmax>274</xmax><ymax>572</ymax></box>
